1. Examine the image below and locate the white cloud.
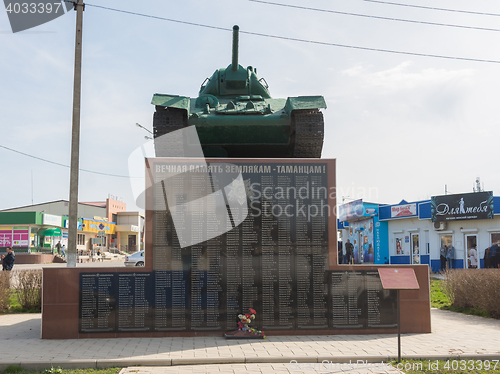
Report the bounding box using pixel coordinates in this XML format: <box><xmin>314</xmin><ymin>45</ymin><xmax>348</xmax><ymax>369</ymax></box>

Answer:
<box><xmin>341</xmin><ymin>65</ymin><xmax>365</xmax><ymax>77</ymax></box>
<box><xmin>365</xmin><ymin>62</ymin><xmax>474</xmax><ymax>93</ymax></box>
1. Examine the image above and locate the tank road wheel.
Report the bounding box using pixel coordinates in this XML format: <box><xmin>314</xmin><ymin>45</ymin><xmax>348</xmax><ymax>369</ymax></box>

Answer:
<box><xmin>292</xmin><ymin>109</ymin><xmax>324</xmax><ymax>158</ymax></box>
<box><xmin>153</xmin><ymin>107</ymin><xmax>188</xmax><ymax>157</ymax></box>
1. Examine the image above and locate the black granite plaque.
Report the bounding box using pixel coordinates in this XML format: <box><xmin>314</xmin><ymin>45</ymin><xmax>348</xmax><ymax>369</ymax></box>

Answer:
<box><xmin>79</xmin><ymin>268</ymin><xmax>397</xmax><ymax>333</ymax></box>
<box><xmin>79</xmin><ymin>273</ymin><xmax>116</xmax><ymax>333</ymax></box>
<box><xmin>189</xmin><ymin>243</ymin><xmax>224</xmax><ymax>330</ymax></box>
<box><xmin>330</xmin><ymin>271</ymin><xmax>364</xmax><ymax>328</ymax></box>
<box><xmin>154</xmin><ymin>270</ymin><xmax>189</xmax><ymax>331</ymax></box>
<box><xmin>329</xmin><ymin>270</ymin><xmax>397</xmax><ymax>329</ymax></box>
<box><xmin>150</xmin><ymin>160</ymin><xmax>330</xmax><ymax>333</ymax></box>
<box><xmin>366</xmin><ymin>271</ymin><xmax>397</xmax><ymax>328</ymax></box>
<box><xmin>116</xmin><ymin>272</ymin><xmax>154</xmax><ymax>332</ymax></box>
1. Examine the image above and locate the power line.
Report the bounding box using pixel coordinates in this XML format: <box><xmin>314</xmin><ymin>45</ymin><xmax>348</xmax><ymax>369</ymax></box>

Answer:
<box><xmin>83</xmin><ymin>3</ymin><xmax>500</xmax><ymax>64</ymax></box>
<box><xmin>248</xmin><ymin>0</ymin><xmax>500</xmax><ymax>33</ymax></box>
<box><xmin>358</xmin><ymin>0</ymin><xmax>500</xmax><ymax>18</ymax></box>
<box><xmin>0</xmin><ymin>144</ymin><xmax>137</xmax><ymax>178</ymax></box>
<box><xmin>86</xmin><ymin>3</ymin><xmax>231</xmax><ymax>32</ymax></box>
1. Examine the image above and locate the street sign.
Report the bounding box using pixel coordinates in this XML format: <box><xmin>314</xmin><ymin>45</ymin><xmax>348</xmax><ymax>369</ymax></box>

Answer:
<box><xmin>378</xmin><ymin>268</ymin><xmax>420</xmax><ymax>363</ymax></box>
<box><xmin>378</xmin><ymin>268</ymin><xmax>419</xmax><ymax>290</ymax></box>
<box><xmin>97</xmin><ymin>230</ymin><xmax>106</xmax><ymax>238</ymax></box>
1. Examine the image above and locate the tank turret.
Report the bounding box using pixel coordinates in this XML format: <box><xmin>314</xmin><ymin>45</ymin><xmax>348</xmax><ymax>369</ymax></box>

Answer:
<box><xmin>198</xmin><ymin>26</ymin><xmax>271</xmax><ymax>99</ymax></box>
<box><xmin>152</xmin><ymin>25</ymin><xmax>326</xmax><ymax>158</ymax></box>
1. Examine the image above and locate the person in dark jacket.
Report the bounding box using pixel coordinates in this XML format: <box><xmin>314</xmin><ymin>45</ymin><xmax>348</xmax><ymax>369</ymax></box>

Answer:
<box><xmin>484</xmin><ymin>247</ymin><xmax>491</xmax><ymax>268</ymax></box>
<box><xmin>345</xmin><ymin>239</ymin><xmax>354</xmax><ymax>264</ymax></box>
<box><xmin>490</xmin><ymin>243</ymin><xmax>498</xmax><ymax>269</ymax></box>
<box><xmin>440</xmin><ymin>245</ymin><xmax>447</xmax><ymax>271</ymax></box>
<box><xmin>1</xmin><ymin>246</ymin><xmax>15</xmax><ymax>271</ymax></box>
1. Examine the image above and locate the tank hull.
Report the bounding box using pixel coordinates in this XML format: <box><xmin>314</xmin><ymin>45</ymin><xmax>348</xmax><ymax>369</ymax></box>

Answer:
<box><xmin>152</xmin><ymin>95</ymin><xmax>325</xmax><ymax>158</ymax></box>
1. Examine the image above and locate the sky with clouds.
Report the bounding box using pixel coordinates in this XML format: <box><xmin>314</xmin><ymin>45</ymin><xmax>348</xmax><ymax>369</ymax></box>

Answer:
<box><xmin>1</xmin><ymin>0</ymin><xmax>500</xmax><ymax>212</ymax></box>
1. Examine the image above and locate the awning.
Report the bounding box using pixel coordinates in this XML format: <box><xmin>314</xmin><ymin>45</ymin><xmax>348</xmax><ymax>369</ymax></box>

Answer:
<box><xmin>37</xmin><ymin>228</ymin><xmax>62</xmax><ymax>236</ymax></box>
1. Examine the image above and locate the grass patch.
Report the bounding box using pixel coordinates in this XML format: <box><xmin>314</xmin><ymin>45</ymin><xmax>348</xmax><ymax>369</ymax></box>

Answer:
<box><xmin>430</xmin><ymin>279</ymin><xmax>451</xmax><ymax>309</ymax></box>
<box><xmin>390</xmin><ymin>359</ymin><xmax>500</xmax><ymax>374</ymax></box>
<box><xmin>0</xmin><ymin>270</ymin><xmax>42</xmax><ymax>314</ymax></box>
<box><xmin>444</xmin><ymin>269</ymin><xmax>500</xmax><ymax>319</ymax></box>
<box><xmin>1</xmin><ymin>368</ymin><xmax>121</xmax><ymax>374</ymax></box>
<box><xmin>431</xmin><ymin>279</ymin><xmax>490</xmax><ymax>317</ymax></box>
<box><xmin>0</xmin><ymin>290</ymin><xmax>40</xmax><ymax>314</ymax></box>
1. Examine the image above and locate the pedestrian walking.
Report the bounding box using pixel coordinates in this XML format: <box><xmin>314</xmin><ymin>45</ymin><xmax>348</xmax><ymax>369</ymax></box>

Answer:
<box><xmin>61</xmin><ymin>244</ymin><xmax>66</xmax><ymax>257</ymax></box>
<box><xmin>1</xmin><ymin>246</ymin><xmax>15</xmax><ymax>271</ymax></box>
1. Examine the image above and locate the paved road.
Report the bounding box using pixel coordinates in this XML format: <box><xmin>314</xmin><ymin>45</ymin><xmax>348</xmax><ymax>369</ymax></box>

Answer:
<box><xmin>1</xmin><ymin>309</ymin><xmax>499</xmax><ymax>373</ymax></box>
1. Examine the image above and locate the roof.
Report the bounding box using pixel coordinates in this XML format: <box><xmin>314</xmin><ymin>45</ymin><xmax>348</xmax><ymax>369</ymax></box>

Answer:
<box><xmin>0</xmin><ymin>200</ymin><xmax>108</xmax><ymax>213</ymax></box>
<box><xmin>80</xmin><ymin>202</ymin><xmax>106</xmax><ymax>208</ymax></box>
<box><xmin>0</xmin><ymin>200</ymin><xmax>67</xmax><ymax>212</ymax></box>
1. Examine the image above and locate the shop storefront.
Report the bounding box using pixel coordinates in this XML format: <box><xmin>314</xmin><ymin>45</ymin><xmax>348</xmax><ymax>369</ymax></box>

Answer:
<box><xmin>379</xmin><ymin>192</ymin><xmax>500</xmax><ymax>271</ymax></box>
<box><xmin>339</xmin><ymin>199</ymin><xmax>389</xmax><ymax>264</ymax></box>
<box><xmin>430</xmin><ymin>191</ymin><xmax>497</xmax><ymax>270</ymax></box>
<box><xmin>379</xmin><ymin>200</ymin><xmax>430</xmax><ymax>266</ymax></box>
<box><xmin>77</xmin><ymin>218</ymin><xmax>116</xmax><ymax>252</ymax></box>
<box><xmin>0</xmin><ymin>212</ymin><xmax>64</xmax><ymax>252</ymax></box>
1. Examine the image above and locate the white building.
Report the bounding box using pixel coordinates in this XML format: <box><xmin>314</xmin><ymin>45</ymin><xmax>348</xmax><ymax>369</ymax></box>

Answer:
<box><xmin>378</xmin><ymin>192</ymin><xmax>500</xmax><ymax>270</ymax></box>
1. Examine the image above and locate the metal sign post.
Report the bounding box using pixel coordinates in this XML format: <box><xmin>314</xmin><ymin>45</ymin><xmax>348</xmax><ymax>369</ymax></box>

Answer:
<box><xmin>378</xmin><ymin>268</ymin><xmax>420</xmax><ymax>363</ymax></box>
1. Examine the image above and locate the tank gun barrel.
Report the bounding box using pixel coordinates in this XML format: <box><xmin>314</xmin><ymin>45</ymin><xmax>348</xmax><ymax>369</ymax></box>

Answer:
<box><xmin>231</xmin><ymin>25</ymin><xmax>239</xmax><ymax>72</ymax></box>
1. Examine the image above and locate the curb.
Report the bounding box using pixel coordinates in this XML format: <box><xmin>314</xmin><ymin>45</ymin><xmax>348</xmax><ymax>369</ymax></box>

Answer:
<box><xmin>1</xmin><ymin>354</ymin><xmax>499</xmax><ymax>371</ymax></box>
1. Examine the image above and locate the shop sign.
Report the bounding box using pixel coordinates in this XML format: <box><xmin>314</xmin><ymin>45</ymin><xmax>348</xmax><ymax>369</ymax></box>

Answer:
<box><xmin>391</xmin><ymin>203</ymin><xmax>417</xmax><ymax>218</ymax></box>
<box><xmin>431</xmin><ymin>191</ymin><xmax>494</xmax><ymax>222</ymax></box>
<box><xmin>71</xmin><ymin>220</ymin><xmax>85</xmax><ymax>230</ymax></box>
<box><xmin>0</xmin><ymin>227</ymin><xmax>29</xmax><ymax>247</ymax></box>
<box><xmin>43</xmin><ymin>214</ymin><xmax>62</xmax><ymax>226</ymax></box>
<box><xmin>339</xmin><ymin>199</ymin><xmax>364</xmax><ymax>221</ymax></box>
<box><xmin>81</xmin><ymin>219</ymin><xmax>115</xmax><ymax>234</ymax></box>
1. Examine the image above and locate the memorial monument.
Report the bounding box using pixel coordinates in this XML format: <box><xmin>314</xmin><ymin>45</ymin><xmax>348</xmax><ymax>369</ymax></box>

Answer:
<box><xmin>42</xmin><ymin>26</ymin><xmax>430</xmax><ymax>339</ymax></box>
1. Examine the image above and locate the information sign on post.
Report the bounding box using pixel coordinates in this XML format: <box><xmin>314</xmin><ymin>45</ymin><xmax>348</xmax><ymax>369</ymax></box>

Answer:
<box><xmin>378</xmin><ymin>268</ymin><xmax>420</xmax><ymax>362</ymax></box>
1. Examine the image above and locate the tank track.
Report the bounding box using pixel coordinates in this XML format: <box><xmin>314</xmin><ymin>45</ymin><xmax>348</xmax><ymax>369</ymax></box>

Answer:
<box><xmin>292</xmin><ymin>109</ymin><xmax>324</xmax><ymax>158</ymax></box>
<box><xmin>153</xmin><ymin>106</ymin><xmax>187</xmax><ymax>157</ymax></box>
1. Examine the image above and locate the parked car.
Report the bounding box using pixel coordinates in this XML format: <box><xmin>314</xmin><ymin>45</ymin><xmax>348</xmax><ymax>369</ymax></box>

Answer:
<box><xmin>124</xmin><ymin>250</ymin><xmax>145</xmax><ymax>267</ymax></box>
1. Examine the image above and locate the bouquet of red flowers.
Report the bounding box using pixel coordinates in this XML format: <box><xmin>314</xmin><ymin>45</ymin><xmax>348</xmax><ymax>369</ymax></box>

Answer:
<box><xmin>237</xmin><ymin>308</ymin><xmax>266</xmax><ymax>338</ymax></box>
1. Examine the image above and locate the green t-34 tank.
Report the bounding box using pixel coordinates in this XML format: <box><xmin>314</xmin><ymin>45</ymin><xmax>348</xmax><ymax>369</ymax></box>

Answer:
<box><xmin>152</xmin><ymin>25</ymin><xmax>326</xmax><ymax>158</ymax></box>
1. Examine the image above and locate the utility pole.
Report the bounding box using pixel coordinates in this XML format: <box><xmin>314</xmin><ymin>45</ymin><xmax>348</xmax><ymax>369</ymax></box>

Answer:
<box><xmin>67</xmin><ymin>0</ymin><xmax>84</xmax><ymax>267</ymax></box>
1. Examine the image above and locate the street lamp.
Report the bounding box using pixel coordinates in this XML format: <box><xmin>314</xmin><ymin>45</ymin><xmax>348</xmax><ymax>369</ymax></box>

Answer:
<box><xmin>144</xmin><ymin>135</ymin><xmax>152</xmax><ymax>140</ymax></box>
<box><xmin>135</xmin><ymin>122</ymin><xmax>153</xmax><ymax>135</ymax></box>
